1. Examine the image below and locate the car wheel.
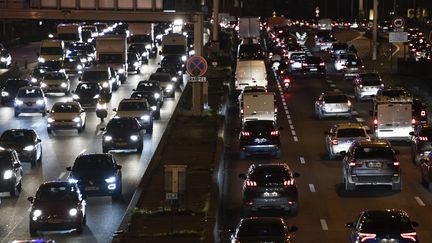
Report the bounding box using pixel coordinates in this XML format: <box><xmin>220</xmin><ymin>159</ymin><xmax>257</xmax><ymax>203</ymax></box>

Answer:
<box><xmin>147</xmin><ymin>125</ymin><xmax>153</xmax><ymax>134</ymax></box>
<box><xmin>344</xmin><ymin>178</ymin><xmax>355</xmax><ymax>191</ymax></box>
<box><xmin>392</xmin><ymin>182</ymin><xmax>401</xmax><ymax>191</ymax></box>
<box><xmin>76</xmin><ymin>224</ymin><xmax>83</xmax><ymax>234</ymax></box>
<box><xmin>17</xmin><ymin>180</ymin><xmax>22</xmax><ymax>192</ymax></box>
<box><xmin>77</xmin><ymin>127</ymin><xmax>84</xmax><ymax>133</ymax></box>
<box><xmin>65</xmin><ymin>90</ymin><xmax>70</xmax><ymax>95</ymax></box>
<box><xmin>290</xmin><ymin>204</ymin><xmax>299</xmax><ymax>216</ymax></box>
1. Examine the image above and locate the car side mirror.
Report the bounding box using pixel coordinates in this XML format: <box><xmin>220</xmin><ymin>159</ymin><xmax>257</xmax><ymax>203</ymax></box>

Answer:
<box><xmin>238</xmin><ymin>173</ymin><xmax>247</xmax><ymax>179</ymax></box>
<box><xmin>409</xmin><ymin>132</ymin><xmax>415</xmax><ymax>136</ymax></box>
<box><xmin>394</xmin><ymin>150</ymin><xmax>400</xmax><ymax>155</ymax></box>
<box><xmin>116</xmin><ymin>165</ymin><xmax>122</xmax><ymax>170</ymax></box>
<box><xmin>27</xmin><ymin>196</ymin><xmax>34</xmax><ymax>203</ymax></box>
<box><xmin>288</xmin><ymin>226</ymin><xmax>298</xmax><ymax>233</ymax></box>
<box><xmin>66</xmin><ymin>166</ymin><xmax>72</xmax><ymax>171</ymax></box>
<box><xmin>13</xmin><ymin>163</ymin><xmax>21</xmax><ymax>168</ymax></box>
<box><xmin>411</xmin><ymin>221</ymin><xmax>419</xmax><ymax>227</ymax></box>
<box><xmin>345</xmin><ymin>222</ymin><xmax>354</xmax><ymax>228</ymax></box>
<box><xmin>369</xmin><ymin>110</ymin><xmax>373</xmax><ymax>116</ymax></box>
<box><xmin>292</xmin><ymin>172</ymin><xmax>300</xmax><ymax>178</ymax></box>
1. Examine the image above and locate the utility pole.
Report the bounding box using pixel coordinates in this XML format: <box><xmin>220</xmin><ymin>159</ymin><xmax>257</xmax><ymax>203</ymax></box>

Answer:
<box><xmin>359</xmin><ymin>0</ymin><xmax>364</xmax><ymax>19</ymax></box>
<box><xmin>372</xmin><ymin>0</ymin><xmax>378</xmax><ymax>60</ymax></box>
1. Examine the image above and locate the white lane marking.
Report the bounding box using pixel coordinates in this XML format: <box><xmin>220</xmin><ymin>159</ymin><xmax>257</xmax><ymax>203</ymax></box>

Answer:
<box><xmin>309</xmin><ymin>184</ymin><xmax>316</xmax><ymax>192</ymax></box>
<box><xmin>58</xmin><ymin>172</ymin><xmax>67</xmax><ymax>180</ymax></box>
<box><xmin>333</xmin><ymin>88</ymin><xmax>341</xmax><ymax>92</ymax></box>
<box><xmin>288</xmin><ymin>119</ymin><xmax>292</xmax><ymax>125</ymax></box>
<box><xmin>290</xmin><ymin>125</ymin><xmax>295</xmax><ymax>130</ymax></box>
<box><xmin>329</xmin><ymin>84</ymin><xmax>336</xmax><ymax>87</ymax></box>
<box><xmin>282</xmin><ymin>101</ymin><xmax>287</xmax><ymax>106</ymax></box>
<box><xmin>300</xmin><ymin>157</ymin><xmax>306</xmax><ymax>164</ymax></box>
<box><xmin>79</xmin><ymin>149</ymin><xmax>86</xmax><ymax>154</ymax></box>
<box><xmin>287</xmin><ymin>115</ymin><xmax>291</xmax><ymax>119</ymax></box>
<box><xmin>293</xmin><ymin>136</ymin><xmax>298</xmax><ymax>142</ymax></box>
<box><xmin>355</xmin><ymin>117</ymin><xmax>364</xmax><ymax>122</ymax></box>
<box><xmin>320</xmin><ymin>219</ymin><xmax>329</xmax><ymax>230</ymax></box>
<box><xmin>96</xmin><ymin>130</ymin><xmax>103</xmax><ymax>136</ymax></box>
<box><xmin>352</xmin><ymin>110</ymin><xmax>359</xmax><ymax>115</ymax></box>
<box><xmin>326</xmin><ymin>80</ymin><xmax>333</xmax><ymax>83</ymax></box>
<box><xmin>283</xmin><ymin>104</ymin><xmax>288</xmax><ymax>109</ymax></box>
<box><xmin>291</xmin><ymin>130</ymin><xmax>296</xmax><ymax>136</ymax></box>
<box><xmin>415</xmin><ymin>196</ymin><xmax>426</xmax><ymax>206</ymax></box>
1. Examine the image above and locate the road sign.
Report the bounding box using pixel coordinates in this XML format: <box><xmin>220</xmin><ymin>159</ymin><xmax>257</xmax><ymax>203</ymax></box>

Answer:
<box><xmin>186</xmin><ymin>56</ymin><xmax>207</xmax><ymax>77</ymax></box>
<box><xmin>392</xmin><ymin>17</ymin><xmax>405</xmax><ymax>29</ymax></box>
<box><xmin>189</xmin><ymin>76</ymin><xmax>207</xmax><ymax>82</ymax></box>
<box><xmin>389</xmin><ymin>32</ymin><xmax>408</xmax><ymax>43</ymax></box>
<box><xmin>166</xmin><ymin>192</ymin><xmax>178</xmax><ymax>200</ymax></box>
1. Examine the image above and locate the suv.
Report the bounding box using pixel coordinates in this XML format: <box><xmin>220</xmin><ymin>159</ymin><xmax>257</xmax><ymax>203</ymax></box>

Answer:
<box><xmin>239</xmin><ymin>163</ymin><xmax>300</xmax><ymax>215</ymax></box>
<box><xmin>134</xmin><ymin>80</ymin><xmax>163</xmax><ymax>105</ymax></box>
<box><xmin>0</xmin><ymin>149</ymin><xmax>22</xmax><ymax>197</ymax></box>
<box><xmin>0</xmin><ymin>48</ymin><xmax>12</xmax><ymax>68</ymax></box>
<box><xmin>14</xmin><ymin>86</ymin><xmax>47</xmax><ymax>117</ymax></box>
<box><xmin>341</xmin><ymin>139</ymin><xmax>401</xmax><ymax>191</ymax></box>
<box><xmin>410</xmin><ymin>125</ymin><xmax>432</xmax><ymax>165</ymax></box>
<box><xmin>239</xmin><ymin>120</ymin><xmax>281</xmax><ymax>158</ymax></box>
<box><xmin>113</xmin><ymin>98</ymin><xmax>153</xmax><ymax>133</ymax></box>
<box><xmin>325</xmin><ymin>123</ymin><xmax>370</xmax><ymax>159</ymax></box>
<box><xmin>80</xmin><ymin>67</ymin><xmax>115</xmax><ymax>100</ymax></box>
<box><xmin>353</xmin><ymin>72</ymin><xmax>384</xmax><ymax>101</ymax></box>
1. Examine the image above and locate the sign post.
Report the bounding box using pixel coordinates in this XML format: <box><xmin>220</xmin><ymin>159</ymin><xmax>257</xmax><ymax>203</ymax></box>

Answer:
<box><xmin>164</xmin><ymin>164</ymin><xmax>187</xmax><ymax>233</ymax></box>
<box><xmin>389</xmin><ymin>17</ymin><xmax>406</xmax><ymax>71</ymax></box>
<box><xmin>186</xmin><ymin>56</ymin><xmax>208</xmax><ymax>116</ymax></box>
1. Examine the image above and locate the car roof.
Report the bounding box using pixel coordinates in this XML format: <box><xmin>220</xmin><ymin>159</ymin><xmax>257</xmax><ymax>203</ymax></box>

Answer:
<box><xmin>120</xmin><ymin>98</ymin><xmax>147</xmax><ymax>103</ymax></box>
<box><xmin>323</xmin><ymin>91</ymin><xmax>346</xmax><ymax>96</ymax></box>
<box><xmin>334</xmin><ymin>123</ymin><xmax>365</xmax><ymax>129</ymax></box>
<box><xmin>354</xmin><ymin>139</ymin><xmax>392</xmax><ymax>148</ymax></box>
<box><xmin>240</xmin><ymin>217</ymin><xmax>286</xmax><ymax>225</ymax></box>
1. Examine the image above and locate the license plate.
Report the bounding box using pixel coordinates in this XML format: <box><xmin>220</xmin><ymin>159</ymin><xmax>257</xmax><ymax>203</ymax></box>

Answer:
<box><xmin>85</xmin><ymin>186</ymin><xmax>99</xmax><ymax>191</ymax></box>
<box><xmin>310</xmin><ymin>68</ymin><xmax>318</xmax><ymax>71</ymax></box>
<box><xmin>262</xmin><ymin>192</ymin><xmax>279</xmax><ymax>197</ymax></box>
<box><xmin>367</xmin><ymin>162</ymin><xmax>382</xmax><ymax>168</ymax></box>
<box><xmin>254</xmin><ymin>138</ymin><xmax>267</xmax><ymax>143</ymax></box>
<box><xmin>48</xmin><ymin>219</ymin><xmax>65</xmax><ymax>223</ymax></box>
<box><xmin>115</xmin><ymin>142</ymin><xmax>128</xmax><ymax>146</ymax></box>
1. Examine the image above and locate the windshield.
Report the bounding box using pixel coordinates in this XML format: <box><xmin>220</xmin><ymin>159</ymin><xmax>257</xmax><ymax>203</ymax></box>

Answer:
<box><xmin>337</xmin><ymin>128</ymin><xmax>366</xmax><ymax>138</ymax></box>
<box><xmin>238</xmin><ymin>221</ymin><xmax>285</xmax><ymax>238</ymax></box>
<box><xmin>98</xmin><ymin>54</ymin><xmax>123</xmax><ymax>64</ymax></box>
<box><xmin>107</xmin><ymin>119</ymin><xmax>139</xmax><ymax>130</ymax></box>
<box><xmin>324</xmin><ymin>95</ymin><xmax>348</xmax><ymax>103</ymax></box>
<box><xmin>250</xmin><ymin>167</ymin><xmax>290</xmax><ymax>185</ymax></box>
<box><xmin>149</xmin><ymin>74</ymin><xmax>171</xmax><ymax>82</ymax></box>
<box><xmin>381</xmin><ymin>89</ymin><xmax>406</xmax><ymax>97</ymax></box>
<box><xmin>361</xmin><ymin>213</ymin><xmax>413</xmax><ymax>233</ymax></box>
<box><xmin>238</xmin><ymin>45</ymin><xmax>264</xmax><ymax>60</ymax></box>
<box><xmin>77</xmin><ymin>83</ymin><xmax>100</xmax><ymax>92</ymax></box>
<box><xmin>36</xmin><ymin>184</ymin><xmax>78</xmax><ymax>202</ymax></box>
<box><xmin>118</xmin><ymin>101</ymin><xmax>148</xmax><ymax>111</ymax></box>
<box><xmin>0</xmin><ymin>130</ymin><xmax>33</xmax><ymax>143</ymax></box>
<box><xmin>17</xmin><ymin>88</ymin><xmax>43</xmax><ymax>98</ymax></box>
<box><xmin>52</xmin><ymin>103</ymin><xmax>80</xmax><ymax>112</ymax></box>
<box><xmin>73</xmin><ymin>156</ymin><xmax>114</xmax><ymax>171</ymax></box>
<box><xmin>362</xmin><ymin>79</ymin><xmax>382</xmax><ymax>86</ymax></box>
<box><xmin>40</xmin><ymin>47</ymin><xmax>63</xmax><ymax>55</ymax></box>
<box><xmin>128</xmin><ymin>53</ymin><xmax>138</xmax><ymax>61</ymax></box>
<box><xmin>82</xmin><ymin>70</ymin><xmax>108</xmax><ymax>81</ymax></box>
<box><xmin>354</xmin><ymin>147</ymin><xmax>394</xmax><ymax>160</ymax></box>
<box><xmin>45</xmin><ymin>72</ymin><xmax>66</xmax><ymax>80</ymax></box>
<box><xmin>32</xmin><ymin>68</ymin><xmax>50</xmax><ymax>78</ymax></box>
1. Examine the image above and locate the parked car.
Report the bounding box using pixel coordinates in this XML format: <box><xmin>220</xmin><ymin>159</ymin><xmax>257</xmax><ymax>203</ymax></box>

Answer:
<box><xmin>0</xmin><ymin>129</ymin><xmax>42</xmax><ymax>166</ymax></box>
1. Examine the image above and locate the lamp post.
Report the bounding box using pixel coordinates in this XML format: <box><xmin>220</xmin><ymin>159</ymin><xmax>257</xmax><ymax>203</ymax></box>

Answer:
<box><xmin>372</xmin><ymin>0</ymin><xmax>378</xmax><ymax>60</ymax></box>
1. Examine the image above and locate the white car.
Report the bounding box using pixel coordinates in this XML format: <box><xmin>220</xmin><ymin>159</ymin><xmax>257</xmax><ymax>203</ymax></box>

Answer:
<box><xmin>288</xmin><ymin>51</ymin><xmax>307</xmax><ymax>71</ymax></box>
<box><xmin>14</xmin><ymin>86</ymin><xmax>47</xmax><ymax>117</ymax></box>
<box><xmin>315</xmin><ymin>91</ymin><xmax>352</xmax><ymax>119</ymax></box>
<box><xmin>40</xmin><ymin>71</ymin><xmax>70</xmax><ymax>95</ymax></box>
<box><xmin>353</xmin><ymin>73</ymin><xmax>384</xmax><ymax>100</ymax></box>
<box><xmin>325</xmin><ymin>123</ymin><xmax>370</xmax><ymax>159</ymax></box>
<box><xmin>47</xmin><ymin>101</ymin><xmax>86</xmax><ymax>133</ymax></box>
<box><xmin>113</xmin><ymin>98</ymin><xmax>153</xmax><ymax>134</ymax></box>
<box><xmin>334</xmin><ymin>53</ymin><xmax>357</xmax><ymax>71</ymax></box>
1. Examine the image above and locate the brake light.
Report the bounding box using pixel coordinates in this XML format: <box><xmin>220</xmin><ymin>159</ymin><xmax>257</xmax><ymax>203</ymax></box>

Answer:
<box><xmin>289</xmin><ymin>60</ymin><xmax>294</xmax><ymax>64</ymax></box>
<box><xmin>349</xmin><ymin>161</ymin><xmax>362</xmax><ymax>167</ymax></box>
<box><xmin>419</xmin><ymin>136</ymin><xmax>428</xmax><ymax>141</ymax></box>
<box><xmin>302</xmin><ymin>63</ymin><xmax>308</xmax><ymax>67</ymax></box>
<box><xmin>421</xmin><ymin>110</ymin><xmax>426</xmax><ymax>116</ymax></box>
<box><xmin>241</xmin><ymin>131</ymin><xmax>250</xmax><ymax>136</ymax></box>
<box><xmin>246</xmin><ymin>180</ymin><xmax>257</xmax><ymax>187</ymax></box>
<box><xmin>271</xmin><ymin>130</ymin><xmax>279</xmax><ymax>136</ymax></box>
<box><xmin>393</xmin><ymin>162</ymin><xmax>400</xmax><ymax>166</ymax></box>
<box><xmin>240</xmin><ymin>108</ymin><xmax>243</xmax><ymax>114</ymax></box>
<box><xmin>283</xmin><ymin>179</ymin><xmax>295</xmax><ymax>186</ymax></box>
<box><xmin>361</xmin><ymin>65</ymin><xmax>365</xmax><ymax>68</ymax></box>
<box><xmin>416</xmin><ymin>51</ymin><xmax>421</xmax><ymax>55</ymax></box>
<box><xmin>278</xmin><ymin>30</ymin><xmax>283</xmax><ymax>33</ymax></box>
<box><xmin>359</xmin><ymin>84</ymin><xmax>363</xmax><ymax>88</ymax></box>
<box><xmin>320</xmin><ymin>43</ymin><xmax>325</xmax><ymax>46</ymax></box>
<box><xmin>283</xmin><ymin>78</ymin><xmax>291</xmax><ymax>83</ymax></box>
<box><xmin>332</xmin><ymin>139</ymin><xmax>338</xmax><ymax>145</ymax></box>
<box><xmin>358</xmin><ymin>233</ymin><xmax>376</xmax><ymax>242</ymax></box>
<box><xmin>319</xmin><ymin>62</ymin><xmax>325</xmax><ymax>66</ymax></box>
<box><xmin>412</xmin><ymin>118</ymin><xmax>416</xmax><ymax>124</ymax></box>
<box><xmin>400</xmin><ymin>232</ymin><xmax>417</xmax><ymax>241</ymax></box>
<box><xmin>347</xmin><ymin>100</ymin><xmax>352</xmax><ymax>107</ymax></box>
<box><xmin>373</xmin><ymin>119</ymin><xmax>378</xmax><ymax>125</ymax></box>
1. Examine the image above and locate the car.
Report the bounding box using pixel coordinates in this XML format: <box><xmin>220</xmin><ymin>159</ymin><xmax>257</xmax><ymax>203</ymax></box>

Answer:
<box><xmin>128</xmin><ymin>43</ymin><xmax>149</xmax><ymax>63</ymax></box>
<box><xmin>410</xmin><ymin>125</ymin><xmax>432</xmax><ymax>165</ymax></box>
<box><xmin>14</xmin><ymin>86</ymin><xmax>47</xmax><ymax>117</ymax></box>
<box><xmin>47</xmin><ymin>101</ymin><xmax>86</xmax><ymax>133</ymax></box>
<box><xmin>288</xmin><ymin>51</ymin><xmax>306</xmax><ymax>71</ymax></box>
<box><xmin>0</xmin><ymin>149</ymin><xmax>22</xmax><ymax>197</ymax></box>
<box><xmin>346</xmin><ymin>209</ymin><xmax>419</xmax><ymax>243</ymax></box>
<box><xmin>127</xmin><ymin>51</ymin><xmax>142</xmax><ymax>74</ymax></box>
<box><xmin>130</xmin><ymin>91</ymin><xmax>161</xmax><ymax>119</ymax></box>
<box><xmin>62</xmin><ymin>56</ymin><xmax>84</xmax><ymax>75</ymax></box>
<box><xmin>156</xmin><ymin>66</ymin><xmax>178</xmax><ymax>80</ymax></box>
<box><xmin>344</xmin><ymin>58</ymin><xmax>365</xmax><ymax>80</ymax></box>
<box><xmin>230</xmin><ymin>217</ymin><xmax>297</xmax><ymax>243</ymax></box>
<box><xmin>28</xmin><ymin>181</ymin><xmax>87</xmax><ymax>235</ymax></box>
<box><xmin>314</xmin><ymin>29</ymin><xmax>332</xmax><ymax>47</ymax></box>
<box><xmin>0</xmin><ymin>48</ymin><xmax>12</xmax><ymax>68</ymax></box>
<box><xmin>1</xmin><ymin>79</ymin><xmax>31</xmax><ymax>105</ymax></box>
<box><xmin>66</xmin><ymin>41</ymin><xmax>96</xmax><ymax>65</ymax></box>
<box><xmin>325</xmin><ymin>123</ymin><xmax>370</xmax><ymax>159</ymax></box>
<box><xmin>28</xmin><ymin>67</ymin><xmax>52</xmax><ymax>86</ymax></box>
<box><xmin>329</xmin><ymin>42</ymin><xmax>349</xmax><ymax>58</ymax></box>
<box><xmin>353</xmin><ymin>72</ymin><xmax>384</xmax><ymax>101</ymax></box>
<box><xmin>134</xmin><ymin>80</ymin><xmax>164</xmax><ymax>105</ymax></box>
<box><xmin>239</xmin><ymin>163</ymin><xmax>300</xmax><ymax>215</ymax></box>
<box><xmin>412</xmin><ymin>98</ymin><xmax>428</xmax><ymax>126</ymax></box>
<box><xmin>375</xmin><ymin>86</ymin><xmax>411</xmax><ymax>102</ymax></box>
<box><xmin>0</xmin><ymin>129</ymin><xmax>43</xmax><ymax>166</ymax></box>
<box><xmin>302</xmin><ymin>56</ymin><xmax>326</xmax><ymax>76</ymax></box>
<box><xmin>148</xmin><ymin>72</ymin><xmax>176</xmax><ymax>98</ymax></box>
<box><xmin>334</xmin><ymin>52</ymin><xmax>357</xmax><ymax>71</ymax></box>
<box><xmin>318</xmin><ymin>35</ymin><xmax>337</xmax><ymax>51</ymax></box>
<box><xmin>40</xmin><ymin>71</ymin><xmax>71</xmax><ymax>95</ymax></box>
<box><xmin>160</xmin><ymin>55</ymin><xmax>184</xmax><ymax>75</ymax></box>
<box><xmin>80</xmin><ymin>67</ymin><xmax>114</xmax><ymax>100</ymax></box>
<box><xmin>237</xmin><ymin>85</ymin><xmax>267</xmax><ymax>105</ymax></box>
<box><xmin>72</xmin><ymin>82</ymin><xmax>104</xmax><ymax>107</ymax></box>
<box><xmin>314</xmin><ymin>91</ymin><xmax>352</xmax><ymax>119</ymax></box>
<box><xmin>341</xmin><ymin>139</ymin><xmax>401</xmax><ymax>191</ymax></box>
<box><xmin>113</xmin><ymin>98</ymin><xmax>153</xmax><ymax>133</ymax></box>
<box><xmin>239</xmin><ymin>120</ymin><xmax>281</xmax><ymax>158</ymax></box>
<box><xmin>101</xmin><ymin>117</ymin><xmax>144</xmax><ymax>153</ymax></box>
<box><xmin>66</xmin><ymin>153</ymin><xmax>122</xmax><ymax>200</ymax></box>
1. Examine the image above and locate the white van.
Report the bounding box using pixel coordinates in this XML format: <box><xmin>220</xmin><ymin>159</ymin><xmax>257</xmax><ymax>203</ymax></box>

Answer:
<box><xmin>38</xmin><ymin>39</ymin><xmax>64</xmax><ymax>63</ymax></box>
<box><xmin>235</xmin><ymin>60</ymin><xmax>267</xmax><ymax>91</ymax></box>
<box><xmin>240</xmin><ymin>91</ymin><xmax>276</xmax><ymax>124</ymax></box>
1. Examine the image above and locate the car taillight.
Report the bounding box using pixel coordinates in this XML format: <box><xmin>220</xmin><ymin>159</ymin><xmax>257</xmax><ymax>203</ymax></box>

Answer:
<box><xmin>270</xmin><ymin>130</ymin><xmax>279</xmax><ymax>136</ymax></box>
<box><xmin>359</xmin><ymin>84</ymin><xmax>363</xmax><ymax>88</ymax></box>
<box><xmin>349</xmin><ymin>161</ymin><xmax>362</xmax><ymax>167</ymax></box>
<box><xmin>412</xmin><ymin>118</ymin><xmax>416</xmax><ymax>124</ymax></box>
<box><xmin>283</xmin><ymin>78</ymin><xmax>290</xmax><ymax>83</ymax></box>
<box><xmin>320</xmin><ymin>43</ymin><xmax>325</xmax><ymax>46</ymax></box>
<box><xmin>361</xmin><ymin>65</ymin><xmax>365</xmax><ymax>68</ymax></box>
<box><xmin>302</xmin><ymin>63</ymin><xmax>307</xmax><ymax>67</ymax></box>
<box><xmin>416</xmin><ymin>51</ymin><xmax>421</xmax><ymax>55</ymax></box>
<box><xmin>400</xmin><ymin>232</ymin><xmax>417</xmax><ymax>241</ymax></box>
<box><xmin>373</xmin><ymin>119</ymin><xmax>378</xmax><ymax>125</ymax></box>
<box><xmin>358</xmin><ymin>233</ymin><xmax>376</xmax><ymax>242</ymax></box>
<box><xmin>319</xmin><ymin>62</ymin><xmax>325</xmax><ymax>66</ymax></box>
<box><xmin>347</xmin><ymin>100</ymin><xmax>352</xmax><ymax>107</ymax></box>
<box><xmin>331</xmin><ymin>139</ymin><xmax>338</xmax><ymax>145</ymax></box>
<box><xmin>393</xmin><ymin>161</ymin><xmax>400</xmax><ymax>166</ymax></box>
<box><xmin>419</xmin><ymin>136</ymin><xmax>428</xmax><ymax>141</ymax></box>
<box><xmin>421</xmin><ymin>110</ymin><xmax>426</xmax><ymax>116</ymax></box>
<box><xmin>289</xmin><ymin>60</ymin><xmax>294</xmax><ymax>64</ymax></box>
<box><xmin>283</xmin><ymin>179</ymin><xmax>295</xmax><ymax>186</ymax></box>
<box><xmin>241</xmin><ymin>131</ymin><xmax>250</xmax><ymax>136</ymax></box>
<box><xmin>246</xmin><ymin>180</ymin><xmax>257</xmax><ymax>187</ymax></box>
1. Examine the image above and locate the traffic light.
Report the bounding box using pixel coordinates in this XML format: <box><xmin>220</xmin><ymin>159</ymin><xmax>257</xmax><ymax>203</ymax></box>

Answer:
<box><xmin>407</xmin><ymin>8</ymin><xmax>414</xmax><ymax>19</ymax></box>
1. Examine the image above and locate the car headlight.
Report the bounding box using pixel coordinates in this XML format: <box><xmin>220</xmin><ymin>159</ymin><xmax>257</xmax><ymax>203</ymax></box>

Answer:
<box><xmin>72</xmin><ymin>117</ymin><xmax>81</xmax><ymax>123</ymax></box>
<box><xmin>141</xmin><ymin>115</ymin><xmax>150</xmax><ymax>121</ymax></box>
<box><xmin>23</xmin><ymin>145</ymin><xmax>35</xmax><ymax>151</ymax></box>
<box><xmin>172</xmin><ymin>77</ymin><xmax>177</xmax><ymax>82</ymax></box>
<box><xmin>151</xmin><ymin>106</ymin><xmax>157</xmax><ymax>111</ymax></box>
<box><xmin>91</xmin><ymin>94</ymin><xmax>99</xmax><ymax>99</ymax></box>
<box><xmin>33</xmin><ymin>209</ymin><xmax>42</xmax><ymax>217</ymax></box>
<box><xmin>69</xmin><ymin>208</ymin><xmax>78</xmax><ymax>216</ymax></box>
<box><xmin>38</xmin><ymin>57</ymin><xmax>45</xmax><ymax>63</ymax></box>
<box><xmin>102</xmin><ymin>82</ymin><xmax>109</xmax><ymax>88</ymax></box>
<box><xmin>165</xmin><ymin>84</ymin><xmax>173</xmax><ymax>91</ymax></box>
<box><xmin>0</xmin><ymin>146</ymin><xmax>4</xmax><ymax>150</ymax></box>
<box><xmin>47</xmin><ymin>117</ymin><xmax>54</xmax><ymax>123</ymax></box>
<box><xmin>60</xmin><ymin>82</ymin><xmax>68</xmax><ymax>88</ymax></box>
<box><xmin>72</xmin><ymin>94</ymin><xmax>80</xmax><ymax>100</ymax></box>
<box><xmin>80</xmin><ymin>58</ymin><xmax>87</xmax><ymax>63</ymax></box>
<box><xmin>133</xmin><ymin>62</ymin><xmax>140</xmax><ymax>67</ymax></box>
<box><xmin>40</xmin><ymin>82</ymin><xmax>47</xmax><ymax>88</ymax></box>
<box><xmin>104</xmin><ymin>135</ymin><xmax>112</xmax><ymax>142</ymax></box>
<box><xmin>105</xmin><ymin>176</ymin><xmax>116</xmax><ymax>183</ymax></box>
<box><xmin>96</xmin><ymin>102</ymin><xmax>107</xmax><ymax>110</ymax></box>
<box><xmin>77</xmin><ymin>64</ymin><xmax>83</xmax><ymax>70</ymax></box>
<box><xmin>181</xmin><ymin>55</ymin><xmax>187</xmax><ymax>62</ymax></box>
<box><xmin>118</xmin><ymin>68</ymin><xmax>125</xmax><ymax>74</ymax></box>
<box><xmin>36</xmin><ymin>99</ymin><xmax>45</xmax><ymax>105</ymax></box>
<box><xmin>68</xmin><ymin>178</ymin><xmax>78</xmax><ymax>184</ymax></box>
<box><xmin>154</xmin><ymin>93</ymin><xmax>160</xmax><ymax>99</ymax></box>
<box><xmin>130</xmin><ymin>135</ymin><xmax>138</xmax><ymax>141</ymax></box>
<box><xmin>145</xmin><ymin>44</ymin><xmax>151</xmax><ymax>49</ymax></box>
<box><xmin>15</xmin><ymin>99</ymin><xmax>23</xmax><ymax>106</ymax></box>
<box><xmin>3</xmin><ymin>169</ymin><xmax>13</xmax><ymax>180</ymax></box>
<box><xmin>66</xmin><ymin>50</ymin><xmax>72</xmax><ymax>56</ymax></box>
<box><xmin>31</xmin><ymin>78</ymin><xmax>38</xmax><ymax>83</ymax></box>
<box><xmin>0</xmin><ymin>57</ymin><xmax>6</xmax><ymax>62</ymax></box>
<box><xmin>189</xmin><ymin>50</ymin><xmax>196</xmax><ymax>56</ymax></box>
<box><xmin>1</xmin><ymin>91</ymin><xmax>9</xmax><ymax>97</ymax></box>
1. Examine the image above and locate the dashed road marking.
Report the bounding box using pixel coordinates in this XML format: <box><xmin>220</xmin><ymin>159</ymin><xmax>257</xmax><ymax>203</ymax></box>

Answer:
<box><xmin>329</xmin><ymin>84</ymin><xmax>336</xmax><ymax>88</ymax></box>
<box><xmin>288</xmin><ymin>119</ymin><xmax>292</xmax><ymax>125</ymax></box>
<box><xmin>355</xmin><ymin>117</ymin><xmax>364</xmax><ymax>122</ymax></box>
<box><xmin>291</xmin><ymin>130</ymin><xmax>296</xmax><ymax>136</ymax></box>
<box><xmin>415</xmin><ymin>196</ymin><xmax>426</xmax><ymax>206</ymax></box>
<box><xmin>333</xmin><ymin>88</ymin><xmax>341</xmax><ymax>92</ymax></box>
<box><xmin>287</xmin><ymin>115</ymin><xmax>291</xmax><ymax>119</ymax></box>
<box><xmin>320</xmin><ymin>219</ymin><xmax>329</xmax><ymax>230</ymax></box>
<box><xmin>309</xmin><ymin>184</ymin><xmax>316</xmax><ymax>192</ymax></box>
<box><xmin>293</xmin><ymin>136</ymin><xmax>298</xmax><ymax>142</ymax></box>
<box><xmin>352</xmin><ymin>110</ymin><xmax>359</xmax><ymax>115</ymax></box>
<box><xmin>300</xmin><ymin>157</ymin><xmax>306</xmax><ymax>164</ymax></box>
<box><xmin>290</xmin><ymin>125</ymin><xmax>295</xmax><ymax>130</ymax></box>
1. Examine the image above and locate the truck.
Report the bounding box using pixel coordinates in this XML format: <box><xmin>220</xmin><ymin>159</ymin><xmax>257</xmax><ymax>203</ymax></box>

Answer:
<box><xmin>128</xmin><ymin>23</ymin><xmax>156</xmax><ymax>59</ymax></box>
<box><xmin>241</xmin><ymin>91</ymin><xmax>277</xmax><ymax>124</ymax></box>
<box><xmin>57</xmin><ymin>23</ymin><xmax>82</xmax><ymax>45</ymax></box>
<box><xmin>238</xmin><ymin>17</ymin><xmax>260</xmax><ymax>38</ymax></box>
<box><xmin>38</xmin><ymin>39</ymin><xmax>64</xmax><ymax>63</ymax></box>
<box><xmin>235</xmin><ymin>60</ymin><xmax>267</xmax><ymax>91</ymax></box>
<box><xmin>372</xmin><ymin>97</ymin><xmax>413</xmax><ymax>141</ymax></box>
<box><xmin>96</xmin><ymin>35</ymin><xmax>128</xmax><ymax>82</ymax></box>
<box><xmin>161</xmin><ymin>33</ymin><xmax>187</xmax><ymax>62</ymax></box>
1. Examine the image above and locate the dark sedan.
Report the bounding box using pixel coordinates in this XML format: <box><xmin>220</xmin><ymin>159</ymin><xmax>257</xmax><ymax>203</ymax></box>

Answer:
<box><xmin>101</xmin><ymin>117</ymin><xmax>144</xmax><ymax>153</ymax></box>
<box><xmin>1</xmin><ymin>79</ymin><xmax>31</xmax><ymax>105</ymax></box>
<box><xmin>72</xmin><ymin>82</ymin><xmax>104</xmax><ymax>107</ymax></box>
<box><xmin>302</xmin><ymin>56</ymin><xmax>326</xmax><ymax>77</ymax></box>
<box><xmin>67</xmin><ymin>153</ymin><xmax>122</xmax><ymax>200</ymax></box>
<box><xmin>131</xmin><ymin>91</ymin><xmax>161</xmax><ymax>119</ymax></box>
<box><xmin>0</xmin><ymin>129</ymin><xmax>42</xmax><ymax>166</ymax></box>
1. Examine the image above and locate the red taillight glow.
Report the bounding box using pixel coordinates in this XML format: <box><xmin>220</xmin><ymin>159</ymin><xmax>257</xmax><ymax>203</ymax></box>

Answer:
<box><xmin>284</xmin><ymin>179</ymin><xmax>295</xmax><ymax>186</ymax></box>
<box><xmin>419</xmin><ymin>136</ymin><xmax>428</xmax><ymax>141</ymax></box>
<box><xmin>302</xmin><ymin>63</ymin><xmax>307</xmax><ymax>66</ymax></box>
<box><xmin>412</xmin><ymin>118</ymin><xmax>416</xmax><ymax>124</ymax></box>
<box><xmin>289</xmin><ymin>60</ymin><xmax>294</xmax><ymax>64</ymax></box>
<box><xmin>400</xmin><ymin>232</ymin><xmax>417</xmax><ymax>241</ymax></box>
<box><xmin>332</xmin><ymin>139</ymin><xmax>338</xmax><ymax>145</ymax></box>
<box><xmin>358</xmin><ymin>233</ymin><xmax>376</xmax><ymax>242</ymax></box>
<box><xmin>393</xmin><ymin>162</ymin><xmax>400</xmax><ymax>166</ymax></box>
<box><xmin>283</xmin><ymin>78</ymin><xmax>291</xmax><ymax>83</ymax></box>
<box><xmin>349</xmin><ymin>161</ymin><xmax>362</xmax><ymax>167</ymax></box>
<box><xmin>241</xmin><ymin>131</ymin><xmax>250</xmax><ymax>136</ymax></box>
<box><xmin>271</xmin><ymin>130</ymin><xmax>279</xmax><ymax>136</ymax></box>
<box><xmin>421</xmin><ymin>110</ymin><xmax>426</xmax><ymax>116</ymax></box>
<box><xmin>319</xmin><ymin>62</ymin><xmax>325</xmax><ymax>66</ymax></box>
<box><xmin>246</xmin><ymin>180</ymin><xmax>257</xmax><ymax>187</ymax></box>
<box><xmin>373</xmin><ymin>119</ymin><xmax>378</xmax><ymax>125</ymax></box>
